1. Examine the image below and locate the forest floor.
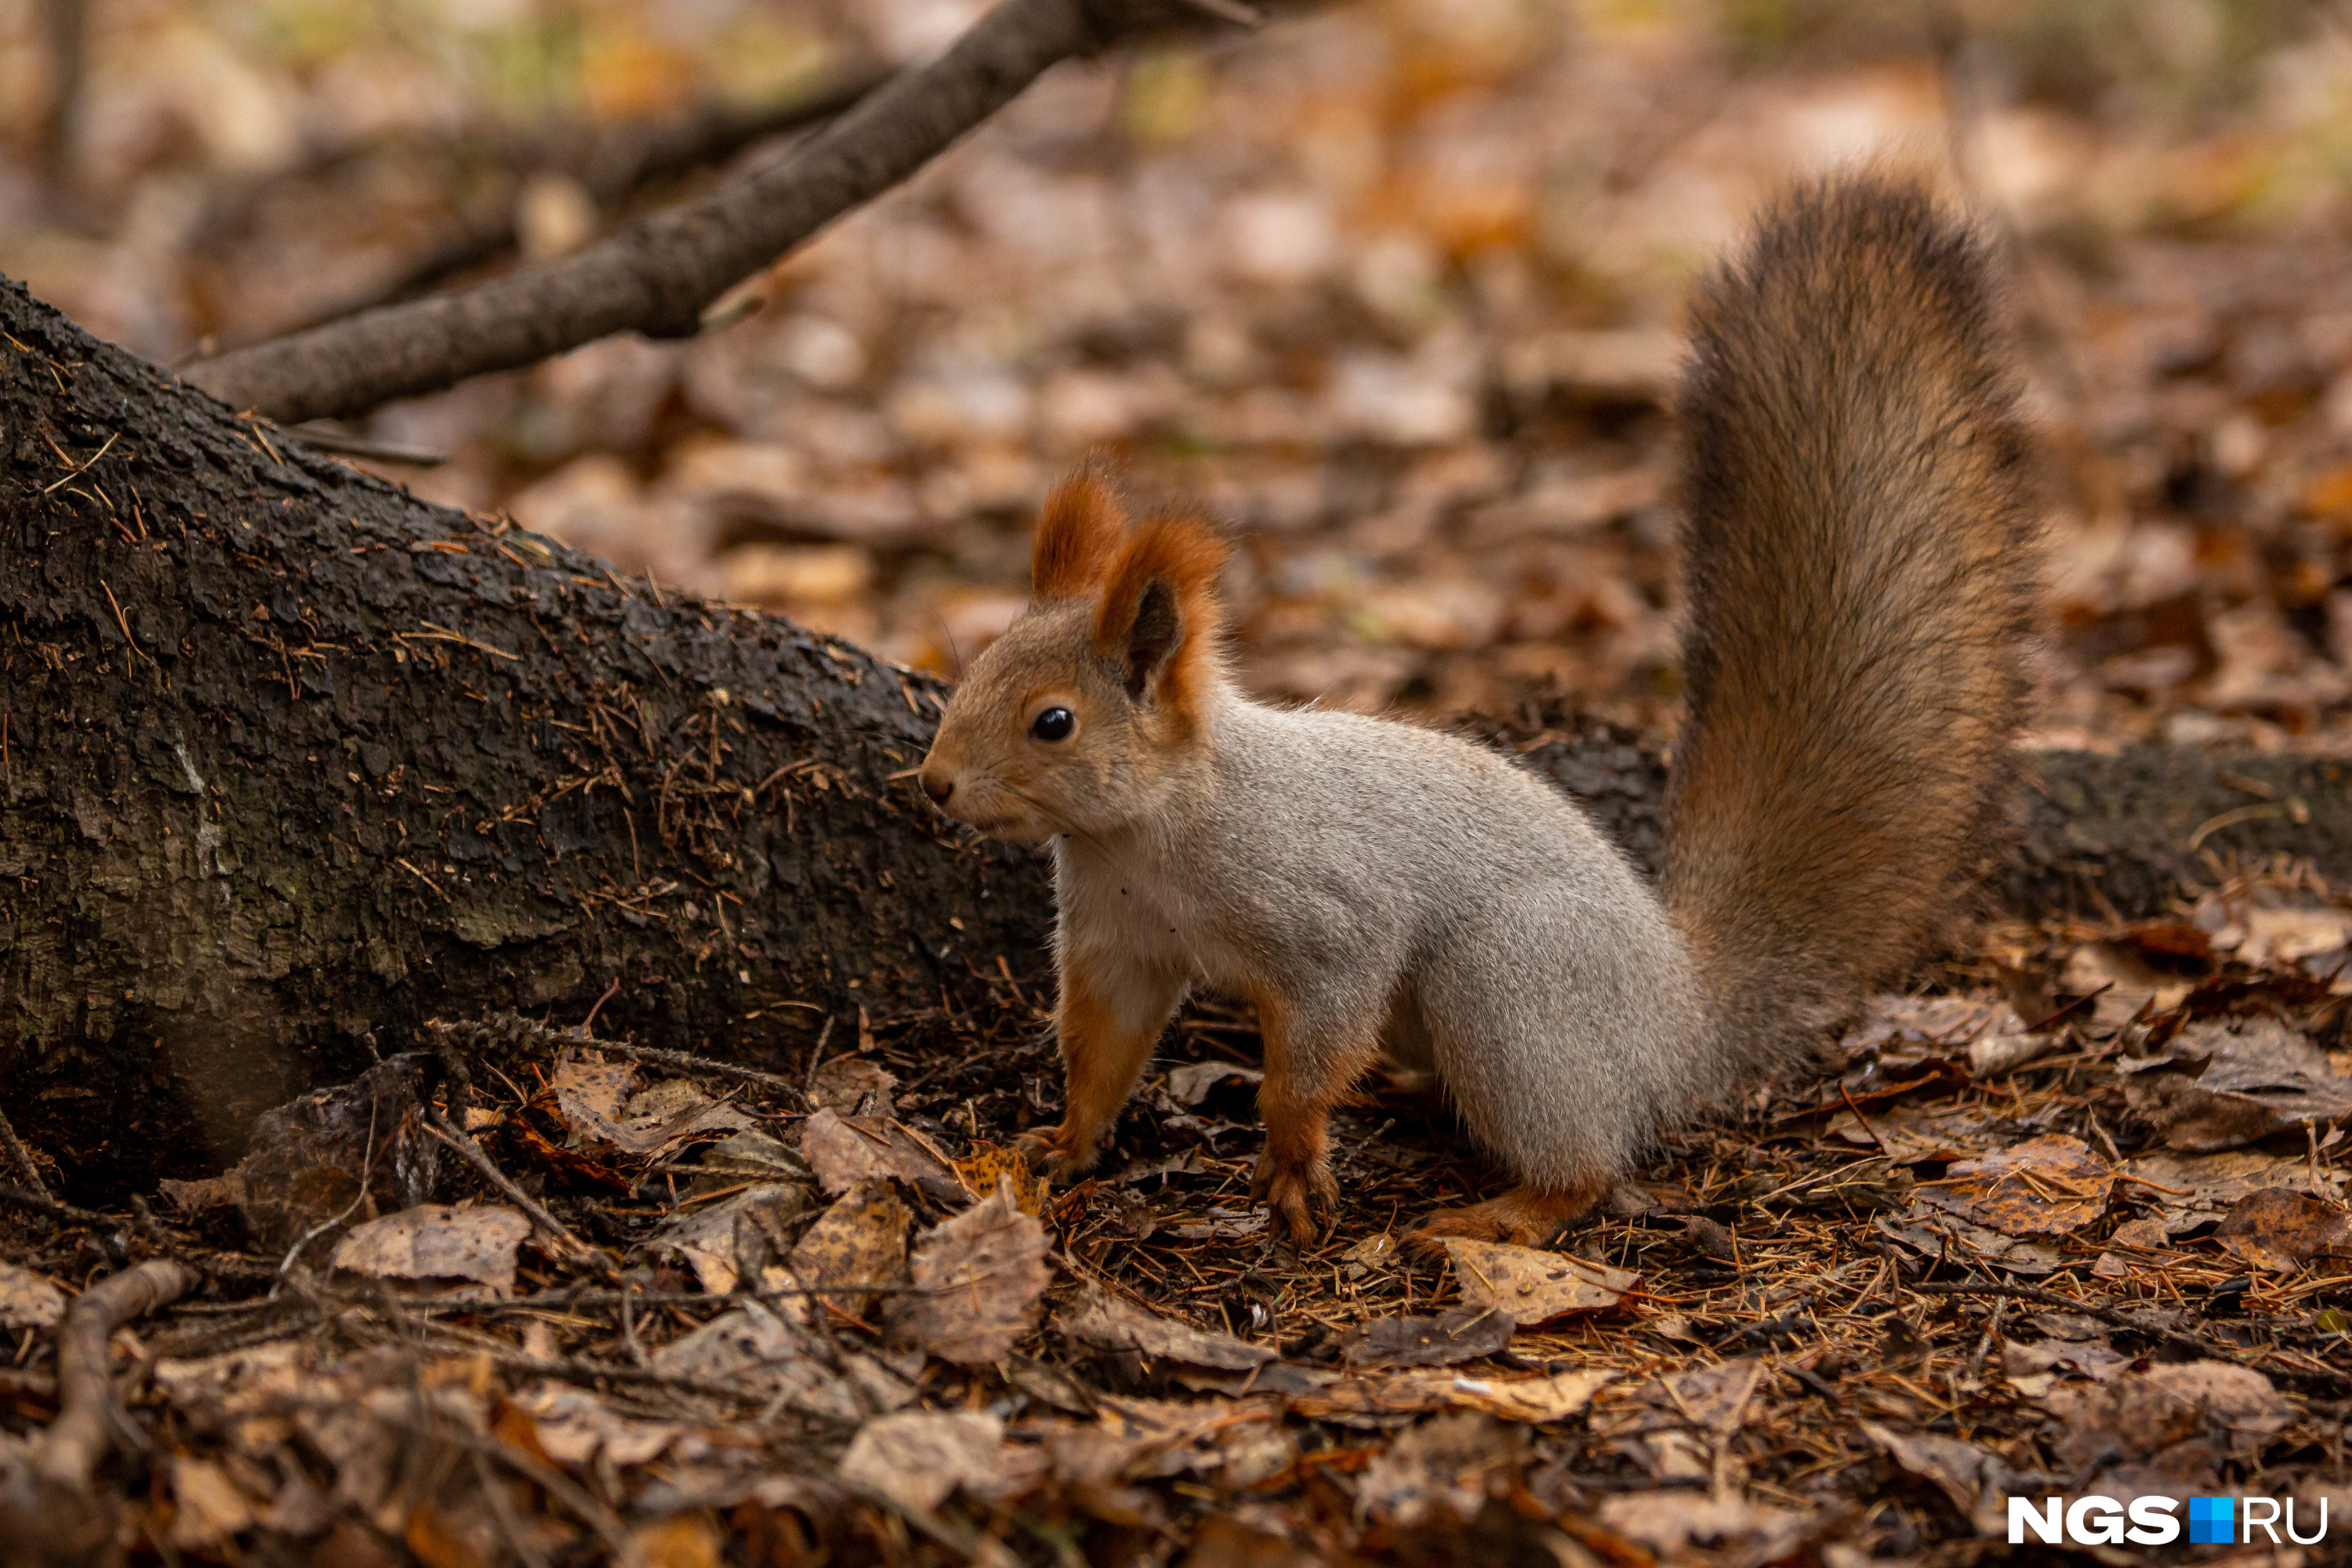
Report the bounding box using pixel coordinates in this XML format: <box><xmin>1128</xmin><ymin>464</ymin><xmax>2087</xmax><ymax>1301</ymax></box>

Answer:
<box><xmin>2</xmin><ymin>873</ymin><xmax>2350</xmax><ymax>1566</ymax></box>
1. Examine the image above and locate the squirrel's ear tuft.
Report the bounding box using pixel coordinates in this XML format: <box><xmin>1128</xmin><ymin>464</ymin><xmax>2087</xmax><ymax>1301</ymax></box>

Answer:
<box><xmin>1032</xmin><ymin>470</ymin><xmax>1126</xmax><ymax>600</ymax></box>
<box><xmin>1095</xmin><ymin>515</ymin><xmax>1226</xmax><ymax>715</ymax></box>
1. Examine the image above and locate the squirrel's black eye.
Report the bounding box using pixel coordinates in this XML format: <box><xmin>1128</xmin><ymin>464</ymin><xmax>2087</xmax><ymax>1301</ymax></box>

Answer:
<box><xmin>1029</xmin><ymin>706</ymin><xmax>1075</xmax><ymax>742</ymax></box>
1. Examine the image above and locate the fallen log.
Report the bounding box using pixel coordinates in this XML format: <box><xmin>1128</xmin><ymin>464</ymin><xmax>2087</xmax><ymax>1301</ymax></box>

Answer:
<box><xmin>2</xmin><ymin>281</ymin><xmax>2346</xmax><ymax>1197</ymax></box>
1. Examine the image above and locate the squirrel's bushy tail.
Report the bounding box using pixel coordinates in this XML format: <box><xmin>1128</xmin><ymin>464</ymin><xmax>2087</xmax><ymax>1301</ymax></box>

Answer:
<box><xmin>1662</xmin><ymin>176</ymin><xmax>2039</xmax><ymax>1080</ymax></box>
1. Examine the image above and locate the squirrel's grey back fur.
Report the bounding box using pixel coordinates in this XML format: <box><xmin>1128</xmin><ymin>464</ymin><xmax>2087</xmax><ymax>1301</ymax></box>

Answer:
<box><xmin>1054</xmin><ymin>698</ymin><xmax>1707</xmax><ymax>1187</ymax></box>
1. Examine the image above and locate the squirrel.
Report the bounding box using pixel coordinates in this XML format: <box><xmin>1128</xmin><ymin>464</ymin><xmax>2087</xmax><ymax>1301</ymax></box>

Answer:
<box><xmin>917</xmin><ymin>176</ymin><xmax>2041</xmax><ymax>1247</ymax></box>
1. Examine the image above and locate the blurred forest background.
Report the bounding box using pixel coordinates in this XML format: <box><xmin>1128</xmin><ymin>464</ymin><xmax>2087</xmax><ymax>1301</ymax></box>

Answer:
<box><xmin>9</xmin><ymin>0</ymin><xmax>2352</xmax><ymax>749</ymax></box>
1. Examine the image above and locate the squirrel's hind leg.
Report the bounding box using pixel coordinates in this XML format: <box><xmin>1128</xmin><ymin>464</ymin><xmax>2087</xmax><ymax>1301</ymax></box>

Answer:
<box><xmin>1408</xmin><ymin>1180</ymin><xmax>1606</xmax><ymax>1253</ymax></box>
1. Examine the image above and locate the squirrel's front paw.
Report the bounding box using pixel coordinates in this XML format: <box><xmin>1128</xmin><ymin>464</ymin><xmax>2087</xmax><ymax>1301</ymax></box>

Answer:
<box><xmin>1250</xmin><ymin>1149</ymin><xmax>1338</xmax><ymax>1245</ymax></box>
<box><xmin>1014</xmin><ymin>1122</ymin><xmax>1101</xmax><ymax>1183</ymax></box>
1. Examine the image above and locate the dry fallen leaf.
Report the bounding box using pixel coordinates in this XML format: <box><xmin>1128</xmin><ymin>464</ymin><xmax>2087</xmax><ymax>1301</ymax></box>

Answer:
<box><xmin>1440</xmin><ymin>1238</ymin><xmax>1638</xmax><ymax>1323</ymax></box>
<box><xmin>837</xmin><ymin>1410</ymin><xmax>1017</xmax><ymax>1515</ymax></box>
<box><xmin>1061</xmin><ymin>1284</ymin><xmax>1279</xmax><ymax>1372</ymax></box>
<box><xmin>168</xmin><ymin>1456</ymin><xmax>259</xmax><ymax>1552</ymax></box>
<box><xmin>644</xmin><ymin>1182</ymin><xmax>815</xmax><ymax>1295</ymax></box>
<box><xmin>0</xmin><ymin>1262</ymin><xmax>67</xmax><ymax>1330</ymax></box>
<box><xmin>2002</xmin><ymin>1337</ymin><xmax>2132</xmax><ymax>1394</ymax></box>
<box><xmin>1288</xmin><ymin>1367</ymin><xmax>1613</xmax><ymax>1424</ymax></box>
<box><xmin>1355</xmin><ymin>1413</ymin><xmax>1522</xmax><ymax>1526</ymax></box>
<box><xmin>951</xmin><ymin>1141</ymin><xmax>1050</xmax><ymax>1214</ymax></box>
<box><xmin>1823</xmin><ymin>1102</ymin><xmax>1992</xmax><ymax>1163</ymax></box>
<box><xmin>1862</xmin><ymin>1423</ymin><xmax>2039</xmax><ymax>1535</ymax></box>
<box><xmin>330</xmin><ymin>1204</ymin><xmax>532</xmax><ymax>1297</ymax></box>
<box><xmin>2214</xmin><ymin>1186</ymin><xmax>2352</xmax><ymax>1272</ymax></box>
<box><xmin>887</xmin><ymin>1176</ymin><xmax>1052</xmax><ymax>1365</ymax></box>
<box><xmin>2044</xmin><ymin>1361</ymin><xmax>2295</xmax><ymax>1472</ymax></box>
<box><xmin>652</xmin><ymin>1301</ymin><xmax>913</xmax><ymax>1420</ymax></box>
<box><xmin>510</xmin><ymin>1385</ymin><xmax>682</xmax><ymax>1467</ymax></box>
<box><xmin>799</xmin><ymin>1108</ymin><xmax>964</xmax><ymax>1203</ymax></box>
<box><xmin>1163</xmin><ymin>1061</ymin><xmax>1262</xmax><ymax>1105</ymax></box>
<box><xmin>808</xmin><ymin>1055</ymin><xmax>898</xmax><ymax>1116</ymax></box>
<box><xmin>620</xmin><ymin>1515</ymin><xmax>726</xmax><ymax>1568</ymax></box>
<box><xmin>1596</xmin><ymin>1359</ymin><xmax>1767</xmax><ymax>1439</ymax></box>
<box><xmin>2124</xmin><ymin>1148</ymin><xmax>2348</xmax><ymax>1212</ymax></box>
<box><xmin>784</xmin><ymin>1176</ymin><xmax>912</xmax><ymax>1319</ymax></box>
<box><xmin>1592</xmin><ymin>1494</ymin><xmax>1822</xmax><ymax>1566</ymax></box>
<box><xmin>549</xmin><ymin>1051</ymin><xmax>636</xmax><ymax>1131</ymax></box>
<box><xmin>1913</xmin><ymin>1133</ymin><xmax>2115</xmax><ymax>1235</ymax></box>
<box><xmin>1053</xmin><ymin>1394</ymin><xmax>1286</xmax><ymax>1486</ymax></box>
<box><xmin>1338</xmin><ymin>1305</ymin><xmax>1515</xmax><ymax>1369</ymax></box>
<box><xmin>2122</xmin><ymin>1018</ymin><xmax>2352</xmax><ymax>1152</ymax></box>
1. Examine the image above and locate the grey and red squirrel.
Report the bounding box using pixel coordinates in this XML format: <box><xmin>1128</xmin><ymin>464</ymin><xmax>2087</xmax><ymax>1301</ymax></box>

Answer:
<box><xmin>916</xmin><ymin>175</ymin><xmax>2042</xmax><ymax>1248</ymax></box>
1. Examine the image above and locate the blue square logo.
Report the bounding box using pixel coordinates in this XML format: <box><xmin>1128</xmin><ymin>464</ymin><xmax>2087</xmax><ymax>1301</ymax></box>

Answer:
<box><xmin>2188</xmin><ymin>1497</ymin><xmax>2235</xmax><ymax>1544</ymax></box>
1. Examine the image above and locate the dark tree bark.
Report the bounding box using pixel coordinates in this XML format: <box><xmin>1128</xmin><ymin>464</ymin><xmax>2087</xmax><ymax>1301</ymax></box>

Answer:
<box><xmin>5</xmin><ymin>280</ymin><xmax>2347</xmax><ymax>1197</ymax></box>
<box><xmin>1507</xmin><ymin>721</ymin><xmax>2352</xmax><ymax>918</ymax></box>
<box><xmin>0</xmin><ymin>278</ymin><xmax>1047</xmax><ymax>1196</ymax></box>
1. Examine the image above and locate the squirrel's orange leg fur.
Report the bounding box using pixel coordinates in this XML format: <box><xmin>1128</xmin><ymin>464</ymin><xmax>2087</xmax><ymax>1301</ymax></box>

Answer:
<box><xmin>1409</xmin><ymin>1180</ymin><xmax>1607</xmax><ymax>1254</ymax></box>
<box><xmin>1018</xmin><ymin>956</ymin><xmax>1181</xmax><ymax>1182</ymax></box>
<box><xmin>1250</xmin><ymin>990</ymin><xmax>1376</xmax><ymax>1246</ymax></box>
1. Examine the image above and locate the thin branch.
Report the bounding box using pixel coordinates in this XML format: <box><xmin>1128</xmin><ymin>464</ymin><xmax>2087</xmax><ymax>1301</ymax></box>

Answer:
<box><xmin>0</xmin><ymin>1100</ymin><xmax>52</xmax><ymax>1200</ymax></box>
<box><xmin>214</xmin><ymin>67</ymin><xmax>888</xmax><ymax>344</ymax></box>
<box><xmin>181</xmin><ymin>0</ymin><xmax>1233</xmax><ymax>423</ymax></box>
<box><xmin>33</xmin><ymin>1258</ymin><xmax>200</xmax><ymax>1490</ymax></box>
<box><xmin>420</xmin><ymin>1112</ymin><xmax>605</xmax><ymax>1271</ymax></box>
<box><xmin>593</xmin><ymin>1040</ymin><xmax>808</xmax><ymax>1104</ymax></box>
<box><xmin>0</xmin><ymin>1183</ymin><xmax>101</xmax><ymax>1227</ymax></box>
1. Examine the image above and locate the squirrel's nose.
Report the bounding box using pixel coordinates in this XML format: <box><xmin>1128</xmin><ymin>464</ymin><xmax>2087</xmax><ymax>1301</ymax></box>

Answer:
<box><xmin>920</xmin><ymin>769</ymin><xmax>953</xmax><ymax>804</ymax></box>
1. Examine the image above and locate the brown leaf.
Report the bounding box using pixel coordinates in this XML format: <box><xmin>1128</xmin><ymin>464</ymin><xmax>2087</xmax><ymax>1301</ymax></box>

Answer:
<box><xmin>1061</xmin><ymin>1285</ymin><xmax>1277</xmax><ymax>1372</ymax></box>
<box><xmin>2002</xmin><ymin>1338</ymin><xmax>2132</xmax><ymax>1390</ymax></box>
<box><xmin>1822</xmin><ymin>1102</ymin><xmax>1992</xmax><ymax>1163</ymax></box>
<box><xmin>837</xmin><ymin>1410</ymin><xmax>1022</xmax><ymax>1514</ymax></box>
<box><xmin>808</xmin><ymin>1055</ymin><xmax>896</xmax><ymax>1116</ymax></box>
<box><xmin>620</xmin><ymin>1515</ymin><xmax>724</xmax><ymax>1568</ymax></box>
<box><xmin>645</xmin><ymin>1182</ymin><xmax>816</xmax><ymax>1294</ymax></box>
<box><xmin>2122</xmin><ymin>1018</ymin><xmax>2352</xmax><ymax>1152</ymax></box>
<box><xmin>1862</xmin><ymin>1423</ymin><xmax>2038</xmax><ymax>1535</ymax></box>
<box><xmin>230</xmin><ymin>1053</ymin><xmax>445</xmax><ymax>1253</ymax></box>
<box><xmin>167</xmin><ymin>1457</ymin><xmax>258</xmax><ymax>1552</ymax></box>
<box><xmin>887</xmin><ymin>1177</ymin><xmax>1052</xmax><ymax>1365</ymax></box>
<box><xmin>548</xmin><ymin>1051</ymin><xmax>636</xmax><ymax>1130</ymax></box>
<box><xmin>784</xmin><ymin>1177</ymin><xmax>911</xmax><ymax>1319</ymax></box>
<box><xmin>1913</xmin><ymin>1134</ymin><xmax>2115</xmax><ymax>1236</ymax></box>
<box><xmin>0</xmin><ymin>1263</ymin><xmax>67</xmax><ymax>1330</ymax></box>
<box><xmin>2044</xmin><ymin>1362</ymin><xmax>2294</xmax><ymax>1472</ymax></box>
<box><xmin>952</xmin><ymin>1141</ymin><xmax>1050</xmax><ymax>1214</ymax></box>
<box><xmin>329</xmin><ymin>1204</ymin><xmax>532</xmax><ymax>1297</ymax></box>
<box><xmin>2215</xmin><ymin>1186</ymin><xmax>2352</xmax><ymax>1272</ymax></box>
<box><xmin>1181</xmin><ymin>1515</ymin><xmax>1321</xmax><ymax>1568</ymax></box>
<box><xmin>1356</xmin><ymin>1413</ymin><xmax>1523</xmax><ymax>1526</ymax></box>
<box><xmin>1592</xmin><ymin>1494</ymin><xmax>1822</xmax><ymax>1566</ymax></box>
<box><xmin>652</xmin><ymin>1301</ymin><xmax>913</xmax><ymax>1420</ymax></box>
<box><xmin>1338</xmin><ymin>1305</ymin><xmax>1515</xmax><ymax>1368</ymax></box>
<box><xmin>510</xmin><ymin>1386</ymin><xmax>681</xmax><ymax>1466</ymax></box>
<box><xmin>1287</xmin><ymin>1367</ymin><xmax>1613</xmax><ymax>1424</ymax></box>
<box><xmin>1596</xmin><ymin>1358</ymin><xmax>1767</xmax><ymax>1439</ymax></box>
<box><xmin>1440</xmin><ymin>1238</ymin><xmax>1637</xmax><ymax>1323</ymax></box>
<box><xmin>799</xmin><ymin>1108</ymin><xmax>964</xmax><ymax>1203</ymax></box>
